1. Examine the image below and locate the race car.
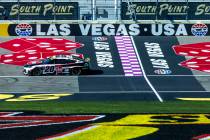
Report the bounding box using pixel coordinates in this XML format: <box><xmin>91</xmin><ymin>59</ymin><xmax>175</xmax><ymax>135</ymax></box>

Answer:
<box><xmin>23</xmin><ymin>54</ymin><xmax>90</xmax><ymax>76</ymax></box>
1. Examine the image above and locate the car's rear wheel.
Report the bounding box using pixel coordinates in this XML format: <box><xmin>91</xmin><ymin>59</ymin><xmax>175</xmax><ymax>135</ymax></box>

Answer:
<box><xmin>30</xmin><ymin>68</ymin><xmax>42</xmax><ymax>76</ymax></box>
<box><xmin>71</xmin><ymin>68</ymin><xmax>82</xmax><ymax>75</ymax></box>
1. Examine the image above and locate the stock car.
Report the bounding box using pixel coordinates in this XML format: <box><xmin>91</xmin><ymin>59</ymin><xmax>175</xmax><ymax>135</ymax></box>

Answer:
<box><xmin>23</xmin><ymin>54</ymin><xmax>90</xmax><ymax>76</ymax></box>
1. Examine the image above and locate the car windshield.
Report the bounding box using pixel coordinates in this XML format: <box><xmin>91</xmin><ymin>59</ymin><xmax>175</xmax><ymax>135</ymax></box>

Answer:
<box><xmin>72</xmin><ymin>55</ymin><xmax>83</xmax><ymax>61</ymax></box>
<box><xmin>42</xmin><ymin>58</ymin><xmax>51</xmax><ymax>64</ymax></box>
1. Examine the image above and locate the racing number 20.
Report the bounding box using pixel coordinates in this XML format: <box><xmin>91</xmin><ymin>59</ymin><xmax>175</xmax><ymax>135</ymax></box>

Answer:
<box><xmin>44</xmin><ymin>66</ymin><xmax>55</xmax><ymax>73</ymax></box>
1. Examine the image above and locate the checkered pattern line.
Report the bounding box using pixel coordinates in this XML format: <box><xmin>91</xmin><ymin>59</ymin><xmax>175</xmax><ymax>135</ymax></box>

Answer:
<box><xmin>115</xmin><ymin>36</ymin><xmax>142</xmax><ymax>76</ymax></box>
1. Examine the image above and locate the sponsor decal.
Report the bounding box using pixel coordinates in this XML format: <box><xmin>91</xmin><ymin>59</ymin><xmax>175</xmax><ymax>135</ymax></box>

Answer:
<box><xmin>191</xmin><ymin>23</ymin><xmax>208</xmax><ymax>36</ymax></box>
<box><xmin>173</xmin><ymin>42</ymin><xmax>210</xmax><ymax>74</ymax></box>
<box><xmin>177</xmin><ymin>98</ymin><xmax>210</xmax><ymax>101</ymax></box>
<box><xmin>92</xmin><ymin>36</ymin><xmax>108</xmax><ymax>41</ymax></box>
<box><xmin>80</xmin><ymin>24</ymin><xmax>140</xmax><ymax>36</ymax></box>
<box><xmin>93</xmin><ymin>36</ymin><xmax>114</xmax><ymax>68</ymax></box>
<box><xmin>0</xmin><ymin>112</ymin><xmax>104</xmax><ymax>140</ymax></box>
<box><xmin>15</xmin><ymin>23</ymin><xmax>32</xmax><ymax>36</ymax></box>
<box><xmin>0</xmin><ymin>112</ymin><xmax>103</xmax><ymax>129</ymax></box>
<box><xmin>39</xmin><ymin>125</ymin><xmax>99</xmax><ymax>140</ymax></box>
<box><xmin>6</xmin><ymin>23</ymin><xmax>210</xmax><ymax>36</ymax></box>
<box><xmin>192</xmin><ymin>134</ymin><xmax>210</xmax><ymax>140</ymax></box>
<box><xmin>35</xmin><ymin>24</ymin><xmax>140</xmax><ymax>36</ymax></box>
<box><xmin>121</xmin><ymin>2</ymin><xmax>210</xmax><ymax>20</ymax></box>
<box><xmin>151</xmin><ymin>24</ymin><xmax>187</xmax><ymax>36</ymax></box>
<box><xmin>43</xmin><ymin>114</ymin><xmax>210</xmax><ymax>140</ymax></box>
<box><xmin>154</xmin><ymin>69</ymin><xmax>172</xmax><ymax>75</ymax></box>
<box><xmin>0</xmin><ymin>93</ymin><xmax>72</xmax><ymax>101</ymax></box>
<box><xmin>0</xmin><ymin>113</ymin><xmax>210</xmax><ymax>139</ymax></box>
<box><xmin>53</xmin><ymin>125</ymin><xmax>158</xmax><ymax>140</ymax></box>
<box><xmin>145</xmin><ymin>42</ymin><xmax>172</xmax><ymax>75</ymax></box>
<box><xmin>36</xmin><ymin>24</ymin><xmax>71</xmax><ymax>36</ymax></box>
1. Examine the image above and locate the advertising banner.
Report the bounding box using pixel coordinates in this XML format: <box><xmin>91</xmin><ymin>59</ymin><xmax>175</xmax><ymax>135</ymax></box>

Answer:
<box><xmin>4</xmin><ymin>23</ymin><xmax>209</xmax><ymax>37</ymax></box>
<box><xmin>0</xmin><ymin>2</ymin><xmax>78</xmax><ymax>20</ymax></box>
<box><xmin>0</xmin><ymin>23</ymin><xmax>208</xmax><ymax>36</ymax></box>
<box><xmin>121</xmin><ymin>2</ymin><xmax>210</xmax><ymax>20</ymax></box>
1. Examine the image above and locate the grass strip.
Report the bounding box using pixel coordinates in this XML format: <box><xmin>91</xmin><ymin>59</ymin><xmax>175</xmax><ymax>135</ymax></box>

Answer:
<box><xmin>0</xmin><ymin>101</ymin><xmax>210</xmax><ymax>114</ymax></box>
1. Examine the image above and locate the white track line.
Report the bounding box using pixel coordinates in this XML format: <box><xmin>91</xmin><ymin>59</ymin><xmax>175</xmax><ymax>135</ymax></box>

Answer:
<box><xmin>147</xmin><ymin>75</ymin><xmax>210</xmax><ymax>77</ymax></box>
<box><xmin>1</xmin><ymin>90</ymin><xmax>209</xmax><ymax>94</ymax></box>
<box><xmin>158</xmin><ymin>91</ymin><xmax>210</xmax><ymax>93</ymax></box>
<box><xmin>0</xmin><ymin>75</ymin><xmax>209</xmax><ymax>78</ymax></box>
<box><xmin>130</xmin><ymin>36</ymin><xmax>163</xmax><ymax>102</ymax></box>
<box><xmin>0</xmin><ymin>75</ymin><xmax>131</xmax><ymax>78</ymax></box>
<box><xmin>0</xmin><ymin>92</ymin><xmax>74</xmax><ymax>94</ymax></box>
<box><xmin>78</xmin><ymin>91</ymin><xmax>210</xmax><ymax>93</ymax></box>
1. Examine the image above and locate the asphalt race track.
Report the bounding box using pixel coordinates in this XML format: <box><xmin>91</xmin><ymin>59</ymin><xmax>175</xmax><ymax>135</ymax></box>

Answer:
<box><xmin>1</xmin><ymin>36</ymin><xmax>210</xmax><ymax>101</ymax></box>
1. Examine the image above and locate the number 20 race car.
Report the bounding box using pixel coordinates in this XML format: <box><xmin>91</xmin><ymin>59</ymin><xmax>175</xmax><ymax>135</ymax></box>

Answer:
<box><xmin>23</xmin><ymin>54</ymin><xmax>90</xmax><ymax>76</ymax></box>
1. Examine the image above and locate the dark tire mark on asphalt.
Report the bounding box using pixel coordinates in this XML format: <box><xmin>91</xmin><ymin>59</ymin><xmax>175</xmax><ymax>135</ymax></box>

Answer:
<box><xmin>0</xmin><ymin>78</ymin><xmax>18</xmax><ymax>86</ymax></box>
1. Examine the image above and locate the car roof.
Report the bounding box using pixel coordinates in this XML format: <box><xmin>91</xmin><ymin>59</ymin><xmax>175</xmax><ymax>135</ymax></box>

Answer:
<box><xmin>50</xmin><ymin>55</ymin><xmax>72</xmax><ymax>59</ymax></box>
<box><xmin>48</xmin><ymin>54</ymin><xmax>82</xmax><ymax>60</ymax></box>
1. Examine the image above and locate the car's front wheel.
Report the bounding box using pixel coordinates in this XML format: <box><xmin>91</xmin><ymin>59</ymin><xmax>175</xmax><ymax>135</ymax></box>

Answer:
<box><xmin>30</xmin><ymin>68</ymin><xmax>42</xmax><ymax>76</ymax></box>
<box><xmin>71</xmin><ymin>68</ymin><xmax>82</xmax><ymax>76</ymax></box>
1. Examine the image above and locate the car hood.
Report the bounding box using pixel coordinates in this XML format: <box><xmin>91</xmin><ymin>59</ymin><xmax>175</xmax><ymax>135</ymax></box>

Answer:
<box><xmin>24</xmin><ymin>60</ymin><xmax>42</xmax><ymax>67</ymax></box>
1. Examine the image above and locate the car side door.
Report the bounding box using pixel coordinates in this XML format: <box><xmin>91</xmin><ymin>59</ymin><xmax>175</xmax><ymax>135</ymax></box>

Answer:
<box><xmin>43</xmin><ymin>59</ymin><xmax>55</xmax><ymax>74</ymax></box>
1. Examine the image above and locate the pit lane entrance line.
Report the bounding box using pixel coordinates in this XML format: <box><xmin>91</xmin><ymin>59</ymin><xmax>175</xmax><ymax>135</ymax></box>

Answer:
<box><xmin>131</xmin><ymin>36</ymin><xmax>163</xmax><ymax>102</ymax></box>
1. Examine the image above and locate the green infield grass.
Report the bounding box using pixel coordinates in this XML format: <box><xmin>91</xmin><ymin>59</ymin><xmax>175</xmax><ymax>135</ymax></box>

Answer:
<box><xmin>0</xmin><ymin>101</ymin><xmax>210</xmax><ymax>114</ymax></box>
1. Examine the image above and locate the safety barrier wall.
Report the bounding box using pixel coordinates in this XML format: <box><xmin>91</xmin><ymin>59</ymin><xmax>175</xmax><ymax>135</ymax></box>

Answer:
<box><xmin>0</xmin><ymin>23</ymin><xmax>209</xmax><ymax>36</ymax></box>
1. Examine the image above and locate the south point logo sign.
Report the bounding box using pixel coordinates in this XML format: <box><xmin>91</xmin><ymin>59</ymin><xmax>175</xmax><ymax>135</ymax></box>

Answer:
<box><xmin>0</xmin><ymin>2</ymin><xmax>79</xmax><ymax>20</ymax></box>
<box><xmin>122</xmin><ymin>2</ymin><xmax>210</xmax><ymax>20</ymax></box>
<box><xmin>10</xmin><ymin>23</ymin><xmax>210</xmax><ymax>36</ymax></box>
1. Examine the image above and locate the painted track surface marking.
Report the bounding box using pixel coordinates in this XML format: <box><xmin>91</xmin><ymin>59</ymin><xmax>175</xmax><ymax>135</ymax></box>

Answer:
<box><xmin>0</xmin><ymin>36</ymin><xmax>210</xmax><ymax>101</ymax></box>
<box><xmin>115</xmin><ymin>36</ymin><xmax>142</xmax><ymax>76</ymax></box>
<box><xmin>131</xmin><ymin>36</ymin><xmax>163</xmax><ymax>102</ymax></box>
